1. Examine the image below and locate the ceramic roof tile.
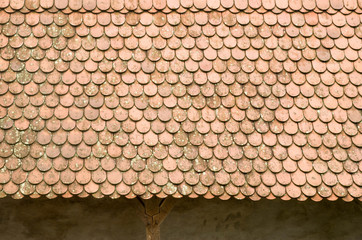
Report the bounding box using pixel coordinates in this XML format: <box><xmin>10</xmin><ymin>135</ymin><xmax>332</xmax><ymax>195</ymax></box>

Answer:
<box><xmin>0</xmin><ymin>0</ymin><xmax>361</xmax><ymax>201</ymax></box>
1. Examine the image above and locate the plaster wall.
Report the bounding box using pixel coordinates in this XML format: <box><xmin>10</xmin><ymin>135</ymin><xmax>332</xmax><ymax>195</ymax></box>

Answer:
<box><xmin>0</xmin><ymin>197</ymin><xmax>361</xmax><ymax>240</ymax></box>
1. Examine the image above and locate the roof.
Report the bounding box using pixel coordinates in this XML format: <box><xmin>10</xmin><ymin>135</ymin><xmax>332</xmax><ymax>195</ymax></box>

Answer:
<box><xmin>0</xmin><ymin>0</ymin><xmax>361</xmax><ymax>201</ymax></box>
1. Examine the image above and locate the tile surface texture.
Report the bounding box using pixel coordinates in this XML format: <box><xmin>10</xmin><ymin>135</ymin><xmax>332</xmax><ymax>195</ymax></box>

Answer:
<box><xmin>0</xmin><ymin>0</ymin><xmax>361</xmax><ymax>201</ymax></box>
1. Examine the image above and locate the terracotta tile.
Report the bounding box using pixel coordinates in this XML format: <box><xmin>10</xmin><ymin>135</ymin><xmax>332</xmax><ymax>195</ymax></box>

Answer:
<box><xmin>0</xmin><ymin>3</ymin><xmax>361</xmax><ymax>201</ymax></box>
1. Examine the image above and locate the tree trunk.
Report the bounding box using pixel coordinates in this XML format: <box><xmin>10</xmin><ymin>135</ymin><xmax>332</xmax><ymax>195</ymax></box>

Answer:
<box><xmin>146</xmin><ymin>223</ymin><xmax>160</xmax><ymax>240</ymax></box>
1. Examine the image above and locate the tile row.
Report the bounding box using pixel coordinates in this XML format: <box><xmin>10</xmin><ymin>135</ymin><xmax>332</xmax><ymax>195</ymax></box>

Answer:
<box><xmin>0</xmin><ymin>0</ymin><xmax>361</xmax><ymax>13</ymax></box>
<box><xmin>0</xmin><ymin>157</ymin><xmax>360</xmax><ymax>201</ymax></box>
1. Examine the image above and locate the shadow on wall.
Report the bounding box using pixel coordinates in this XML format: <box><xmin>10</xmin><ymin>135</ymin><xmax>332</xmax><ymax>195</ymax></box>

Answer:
<box><xmin>0</xmin><ymin>197</ymin><xmax>361</xmax><ymax>240</ymax></box>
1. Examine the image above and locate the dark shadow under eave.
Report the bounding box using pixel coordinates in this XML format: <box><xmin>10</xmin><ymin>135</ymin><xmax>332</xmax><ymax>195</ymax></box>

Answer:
<box><xmin>0</xmin><ymin>196</ymin><xmax>361</xmax><ymax>240</ymax></box>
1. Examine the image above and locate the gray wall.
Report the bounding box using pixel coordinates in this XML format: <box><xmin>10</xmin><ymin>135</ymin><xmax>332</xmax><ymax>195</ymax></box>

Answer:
<box><xmin>0</xmin><ymin>197</ymin><xmax>361</xmax><ymax>240</ymax></box>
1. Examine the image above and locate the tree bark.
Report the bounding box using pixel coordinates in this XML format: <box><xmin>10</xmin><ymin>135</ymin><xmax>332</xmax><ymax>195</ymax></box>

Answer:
<box><xmin>146</xmin><ymin>223</ymin><xmax>160</xmax><ymax>240</ymax></box>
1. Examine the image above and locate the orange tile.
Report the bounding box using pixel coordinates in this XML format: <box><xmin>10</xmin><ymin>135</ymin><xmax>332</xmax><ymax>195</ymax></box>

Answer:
<box><xmin>0</xmin><ymin>1</ymin><xmax>361</xmax><ymax>201</ymax></box>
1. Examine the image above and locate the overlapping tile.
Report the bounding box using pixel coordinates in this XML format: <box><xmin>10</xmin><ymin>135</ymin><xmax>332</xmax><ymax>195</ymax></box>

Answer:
<box><xmin>0</xmin><ymin>0</ymin><xmax>361</xmax><ymax>201</ymax></box>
